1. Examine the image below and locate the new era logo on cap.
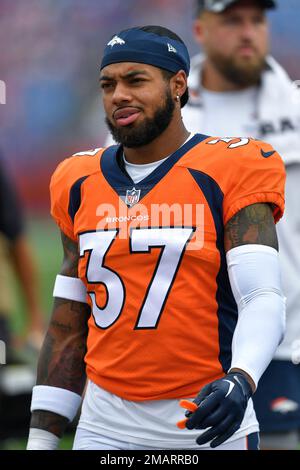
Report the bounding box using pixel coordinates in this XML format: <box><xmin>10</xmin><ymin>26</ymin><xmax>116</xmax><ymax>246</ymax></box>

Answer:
<box><xmin>107</xmin><ymin>35</ymin><xmax>126</xmax><ymax>47</ymax></box>
<box><xmin>168</xmin><ymin>43</ymin><xmax>177</xmax><ymax>53</ymax></box>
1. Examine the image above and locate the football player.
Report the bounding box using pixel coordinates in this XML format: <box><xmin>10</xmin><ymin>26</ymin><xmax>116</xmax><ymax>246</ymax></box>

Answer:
<box><xmin>27</xmin><ymin>25</ymin><xmax>286</xmax><ymax>450</ymax></box>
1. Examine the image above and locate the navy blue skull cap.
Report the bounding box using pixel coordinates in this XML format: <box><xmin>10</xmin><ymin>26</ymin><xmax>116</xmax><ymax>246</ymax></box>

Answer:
<box><xmin>100</xmin><ymin>26</ymin><xmax>190</xmax><ymax>76</ymax></box>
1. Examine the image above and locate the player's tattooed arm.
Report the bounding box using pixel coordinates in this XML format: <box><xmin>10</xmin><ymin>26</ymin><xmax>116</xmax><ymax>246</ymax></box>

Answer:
<box><xmin>30</xmin><ymin>231</ymin><xmax>90</xmax><ymax>438</ymax></box>
<box><xmin>224</xmin><ymin>203</ymin><xmax>279</xmax><ymax>393</ymax></box>
<box><xmin>224</xmin><ymin>203</ymin><xmax>278</xmax><ymax>252</ymax></box>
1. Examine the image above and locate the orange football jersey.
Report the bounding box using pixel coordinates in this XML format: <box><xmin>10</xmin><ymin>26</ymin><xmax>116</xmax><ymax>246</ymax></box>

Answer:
<box><xmin>50</xmin><ymin>134</ymin><xmax>285</xmax><ymax>401</ymax></box>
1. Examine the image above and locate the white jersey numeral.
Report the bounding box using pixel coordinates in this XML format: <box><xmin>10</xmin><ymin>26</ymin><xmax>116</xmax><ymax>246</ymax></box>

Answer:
<box><xmin>79</xmin><ymin>228</ymin><xmax>194</xmax><ymax>329</ymax></box>
<box><xmin>207</xmin><ymin>137</ymin><xmax>250</xmax><ymax>148</ymax></box>
<box><xmin>79</xmin><ymin>230</ymin><xmax>125</xmax><ymax>328</ymax></box>
<box><xmin>73</xmin><ymin>148</ymin><xmax>102</xmax><ymax>157</ymax></box>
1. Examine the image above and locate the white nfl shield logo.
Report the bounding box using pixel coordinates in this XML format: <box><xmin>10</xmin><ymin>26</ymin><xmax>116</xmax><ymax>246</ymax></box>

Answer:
<box><xmin>107</xmin><ymin>35</ymin><xmax>126</xmax><ymax>47</ymax></box>
<box><xmin>125</xmin><ymin>188</ymin><xmax>141</xmax><ymax>207</ymax></box>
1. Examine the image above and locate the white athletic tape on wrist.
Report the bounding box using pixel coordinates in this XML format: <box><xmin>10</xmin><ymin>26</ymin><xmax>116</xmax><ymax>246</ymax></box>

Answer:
<box><xmin>53</xmin><ymin>274</ymin><xmax>87</xmax><ymax>303</ymax></box>
<box><xmin>226</xmin><ymin>244</ymin><xmax>286</xmax><ymax>387</ymax></box>
<box><xmin>31</xmin><ymin>385</ymin><xmax>82</xmax><ymax>422</ymax></box>
<box><xmin>27</xmin><ymin>428</ymin><xmax>60</xmax><ymax>450</ymax></box>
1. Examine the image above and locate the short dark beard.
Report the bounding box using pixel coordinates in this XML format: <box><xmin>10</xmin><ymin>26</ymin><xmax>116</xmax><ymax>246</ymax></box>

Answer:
<box><xmin>209</xmin><ymin>50</ymin><xmax>267</xmax><ymax>88</ymax></box>
<box><xmin>106</xmin><ymin>87</ymin><xmax>175</xmax><ymax>148</ymax></box>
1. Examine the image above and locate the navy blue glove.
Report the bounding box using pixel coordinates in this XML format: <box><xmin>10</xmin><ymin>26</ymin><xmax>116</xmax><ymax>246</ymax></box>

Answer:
<box><xmin>185</xmin><ymin>372</ymin><xmax>253</xmax><ymax>448</ymax></box>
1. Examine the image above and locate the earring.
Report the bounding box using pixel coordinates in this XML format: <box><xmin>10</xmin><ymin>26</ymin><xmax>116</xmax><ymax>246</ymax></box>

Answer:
<box><xmin>176</xmin><ymin>94</ymin><xmax>180</xmax><ymax>102</ymax></box>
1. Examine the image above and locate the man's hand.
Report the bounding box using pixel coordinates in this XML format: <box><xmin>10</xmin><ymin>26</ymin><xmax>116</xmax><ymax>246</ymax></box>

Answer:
<box><xmin>178</xmin><ymin>372</ymin><xmax>253</xmax><ymax>448</ymax></box>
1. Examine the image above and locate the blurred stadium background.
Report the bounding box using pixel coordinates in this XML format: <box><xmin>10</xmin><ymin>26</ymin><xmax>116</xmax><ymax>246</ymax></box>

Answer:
<box><xmin>0</xmin><ymin>0</ymin><xmax>299</xmax><ymax>450</ymax></box>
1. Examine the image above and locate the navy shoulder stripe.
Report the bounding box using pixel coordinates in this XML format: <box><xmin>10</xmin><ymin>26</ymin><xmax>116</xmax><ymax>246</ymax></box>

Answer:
<box><xmin>68</xmin><ymin>176</ymin><xmax>89</xmax><ymax>222</ymax></box>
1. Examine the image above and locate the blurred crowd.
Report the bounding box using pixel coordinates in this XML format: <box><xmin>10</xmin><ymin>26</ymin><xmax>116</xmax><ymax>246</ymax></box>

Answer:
<box><xmin>0</xmin><ymin>0</ymin><xmax>192</xmax><ymax>209</ymax></box>
<box><xmin>0</xmin><ymin>0</ymin><xmax>299</xmax><ymax>211</ymax></box>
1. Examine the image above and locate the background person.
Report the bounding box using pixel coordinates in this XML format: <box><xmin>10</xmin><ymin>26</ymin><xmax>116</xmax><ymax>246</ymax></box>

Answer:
<box><xmin>0</xmin><ymin>156</ymin><xmax>44</xmax><ymax>359</ymax></box>
<box><xmin>182</xmin><ymin>0</ymin><xmax>300</xmax><ymax>450</ymax></box>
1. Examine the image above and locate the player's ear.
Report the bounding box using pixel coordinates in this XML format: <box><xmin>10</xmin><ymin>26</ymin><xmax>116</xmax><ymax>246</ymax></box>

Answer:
<box><xmin>171</xmin><ymin>70</ymin><xmax>187</xmax><ymax>103</ymax></box>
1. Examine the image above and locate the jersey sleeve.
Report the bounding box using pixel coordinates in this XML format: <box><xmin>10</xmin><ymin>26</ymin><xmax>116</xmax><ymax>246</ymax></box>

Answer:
<box><xmin>50</xmin><ymin>158</ymin><xmax>76</xmax><ymax>240</ymax></box>
<box><xmin>50</xmin><ymin>150</ymin><xmax>103</xmax><ymax>240</ymax></box>
<box><xmin>222</xmin><ymin>140</ymin><xmax>286</xmax><ymax>226</ymax></box>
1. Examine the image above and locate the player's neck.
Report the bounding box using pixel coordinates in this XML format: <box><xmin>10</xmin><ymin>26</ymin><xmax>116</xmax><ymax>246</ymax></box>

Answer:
<box><xmin>123</xmin><ymin>118</ymin><xmax>190</xmax><ymax>165</ymax></box>
<box><xmin>202</xmin><ymin>59</ymin><xmax>249</xmax><ymax>92</ymax></box>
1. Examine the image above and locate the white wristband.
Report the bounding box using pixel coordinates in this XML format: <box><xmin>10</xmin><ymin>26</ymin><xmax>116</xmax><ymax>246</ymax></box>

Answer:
<box><xmin>53</xmin><ymin>274</ymin><xmax>87</xmax><ymax>303</ymax></box>
<box><xmin>31</xmin><ymin>385</ymin><xmax>82</xmax><ymax>422</ymax></box>
<box><xmin>27</xmin><ymin>428</ymin><xmax>60</xmax><ymax>450</ymax></box>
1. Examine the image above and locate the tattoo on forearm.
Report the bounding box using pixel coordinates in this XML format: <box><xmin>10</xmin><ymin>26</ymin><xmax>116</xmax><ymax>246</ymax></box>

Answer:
<box><xmin>224</xmin><ymin>203</ymin><xmax>278</xmax><ymax>252</ymax></box>
<box><xmin>30</xmin><ymin>298</ymin><xmax>90</xmax><ymax>436</ymax></box>
<box><xmin>30</xmin><ymin>232</ymin><xmax>91</xmax><ymax>436</ymax></box>
<box><xmin>30</xmin><ymin>411</ymin><xmax>69</xmax><ymax>438</ymax></box>
<box><xmin>37</xmin><ymin>298</ymin><xmax>90</xmax><ymax>393</ymax></box>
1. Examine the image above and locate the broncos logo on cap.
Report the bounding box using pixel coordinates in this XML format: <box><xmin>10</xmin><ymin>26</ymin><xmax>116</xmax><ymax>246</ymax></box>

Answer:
<box><xmin>107</xmin><ymin>36</ymin><xmax>126</xmax><ymax>47</ymax></box>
